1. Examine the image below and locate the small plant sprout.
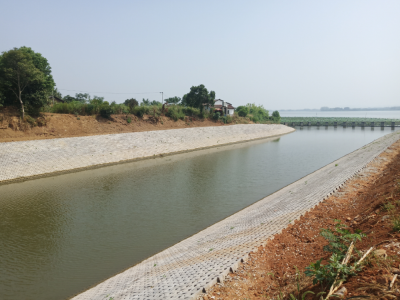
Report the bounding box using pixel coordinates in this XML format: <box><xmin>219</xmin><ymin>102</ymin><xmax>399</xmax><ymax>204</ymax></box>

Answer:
<box><xmin>230</xmin><ymin>226</ymin><xmax>234</xmax><ymax>230</ymax></box>
<box><xmin>383</xmin><ymin>202</ymin><xmax>395</xmax><ymax>212</ymax></box>
<box><xmin>306</xmin><ymin>220</ymin><xmax>366</xmax><ymax>291</ymax></box>
<box><xmin>209</xmin><ymin>248</ymin><xmax>213</xmax><ymax>252</ymax></box>
<box><xmin>320</xmin><ymin>219</ymin><xmax>365</xmax><ymax>258</ymax></box>
<box><xmin>392</xmin><ymin>216</ymin><xmax>400</xmax><ymax>232</ymax></box>
<box><xmin>335</xmin><ymin>164</ymin><xmax>338</xmax><ymax>167</ymax></box>
<box><xmin>289</xmin><ymin>267</ymin><xmax>326</xmax><ymax>300</ymax></box>
<box><xmin>154</xmin><ymin>264</ymin><xmax>156</xmax><ymax>267</ymax></box>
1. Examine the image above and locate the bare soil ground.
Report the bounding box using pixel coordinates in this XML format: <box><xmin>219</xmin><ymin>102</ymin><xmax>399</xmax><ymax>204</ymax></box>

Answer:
<box><xmin>205</xmin><ymin>140</ymin><xmax>400</xmax><ymax>300</ymax></box>
<box><xmin>0</xmin><ymin>108</ymin><xmax>235</xmax><ymax>143</ymax></box>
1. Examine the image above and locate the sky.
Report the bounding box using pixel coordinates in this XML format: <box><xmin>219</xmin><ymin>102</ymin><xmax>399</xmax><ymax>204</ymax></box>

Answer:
<box><xmin>1</xmin><ymin>0</ymin><xmax>399</xmax><ymax>110</ymax></box>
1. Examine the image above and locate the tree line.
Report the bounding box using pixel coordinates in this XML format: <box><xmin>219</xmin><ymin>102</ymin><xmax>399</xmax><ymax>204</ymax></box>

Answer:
<box><xmin>0</xmin><ymin>46</ymin><xmax>280</xmax><ymax>124</ymax></box>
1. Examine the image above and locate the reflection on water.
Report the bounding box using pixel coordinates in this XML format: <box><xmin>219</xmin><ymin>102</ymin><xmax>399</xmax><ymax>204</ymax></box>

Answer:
<box><xmin>0</xmin><ymin>127</ymin><xmax>398</xmax><ymax>300</ymax></box>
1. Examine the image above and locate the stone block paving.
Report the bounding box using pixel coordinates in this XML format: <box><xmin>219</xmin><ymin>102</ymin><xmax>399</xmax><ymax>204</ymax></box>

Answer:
<box><xmin>70</xmin><ymin>131</ymin><xmax>400</xmax><ymax>299</ymax></box>
<box><xmin>0</xmin><ymin>124</ymin><xmax>293</xmax><ymax>183</ymax></box>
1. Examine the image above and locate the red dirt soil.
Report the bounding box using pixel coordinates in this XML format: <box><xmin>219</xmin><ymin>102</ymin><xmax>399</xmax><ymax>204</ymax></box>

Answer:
<box><xmin>205</xmin><ymin>140</ymin><xmax>400</xmax><ymax>300</ymax></box>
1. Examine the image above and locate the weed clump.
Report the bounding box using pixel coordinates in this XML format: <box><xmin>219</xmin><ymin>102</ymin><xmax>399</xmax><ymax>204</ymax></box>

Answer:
<box><xmin>392</xmin><ymin>215</ymin><xmax>400</xmax><ymax>232</ymax></box>
<box><xmin>305</xmin><ymin>220</ymin><xmax>366</xmax><ymax>288</ymax></box>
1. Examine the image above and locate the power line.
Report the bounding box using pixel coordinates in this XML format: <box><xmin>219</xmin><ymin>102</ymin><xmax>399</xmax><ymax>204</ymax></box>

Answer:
<box><xmin>59</xmin><ymin>89</ymin><xmax>162</xmax><ymax>95</ymax></box>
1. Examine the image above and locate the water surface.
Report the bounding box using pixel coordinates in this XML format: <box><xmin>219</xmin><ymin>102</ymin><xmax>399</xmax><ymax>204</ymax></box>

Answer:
<box><xmin>0</xmin><ymin>127</ymin><xmax>398</xmax><ymax>300</ymax></box>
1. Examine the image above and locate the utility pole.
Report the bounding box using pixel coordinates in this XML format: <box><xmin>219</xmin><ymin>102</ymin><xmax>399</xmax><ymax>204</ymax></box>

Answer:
<box><xmin>160</xmin><ymin>92</ymin><xmax>163</xmax><ymax>103</ymax></box>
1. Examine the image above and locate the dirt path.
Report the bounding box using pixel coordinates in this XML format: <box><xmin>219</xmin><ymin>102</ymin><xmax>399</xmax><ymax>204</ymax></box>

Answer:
<box><xmin>0</xmin><ymin>112</ymin><xmax>233</xmax><ymax>143</ymax></box>
<box><xmin>205</xmin><ymin>140</ymin><xmax>400</xmax><ymax>300</ymax></box>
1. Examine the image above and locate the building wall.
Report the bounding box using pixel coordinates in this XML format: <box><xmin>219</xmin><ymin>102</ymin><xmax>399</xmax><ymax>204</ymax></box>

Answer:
<box><xmin>227</xmin><ymin>109</ymin><xmax>234</xmax><ymax>116</ymax></box>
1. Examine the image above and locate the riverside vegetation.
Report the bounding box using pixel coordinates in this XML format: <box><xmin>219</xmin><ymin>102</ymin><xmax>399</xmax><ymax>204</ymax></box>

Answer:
<box><xmin>0</xmin><ymin>46</ymin><xmax>280</xmax><ymax>130</ymax></box>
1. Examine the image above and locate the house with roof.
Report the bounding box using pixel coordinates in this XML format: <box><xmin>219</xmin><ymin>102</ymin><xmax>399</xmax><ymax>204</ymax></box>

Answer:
<box><xmin>48</xmin><ymin>95</ymin><xmax>65</xmax><ymax>105</ymax></box>
<box><xmin>203</xmin><ymin>99</ymin><xmax>235</xmax><ymax>116</ymax></box>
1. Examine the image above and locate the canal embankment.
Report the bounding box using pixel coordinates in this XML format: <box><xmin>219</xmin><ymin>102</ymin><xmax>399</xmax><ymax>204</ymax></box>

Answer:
<box><xmin>206</xmin><ymin>136</ymin><xmax>400</xmax><ymax>300</ymax></box>
<box><xmin>0</xmin><ymin>124</ymin><xmax>294</xmax><ymax>184</ymax></box>
<box><xmin>70</xmin><ymin>131</ymin><xmax>400</xmax><ymax>299</ymax></box>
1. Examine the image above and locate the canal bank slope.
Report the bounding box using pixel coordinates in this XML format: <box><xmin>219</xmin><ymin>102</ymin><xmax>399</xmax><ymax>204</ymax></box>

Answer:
<box><xmin>70</xmin><ymin>132</ymin><xmax>400</xmax><ymax>300</ymax></box>
<box><xmin>0</xmin><ymin>124</ymin><xmax>294</xmax><ymax>184</ymax></box>
<box><xmin>206</xmin><ymin>138</ymin><xmax>400</xmax><ymax>300</ymax></box>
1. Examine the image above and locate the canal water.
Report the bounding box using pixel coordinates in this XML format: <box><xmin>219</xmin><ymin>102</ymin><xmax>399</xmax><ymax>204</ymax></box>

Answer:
<box><xmin>0</xmin><ymin>127</ymin><xmax>398</xmax><ymax>300</ymax></box>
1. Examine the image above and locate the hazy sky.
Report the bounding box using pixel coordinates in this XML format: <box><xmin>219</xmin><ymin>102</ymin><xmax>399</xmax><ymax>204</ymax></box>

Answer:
<box><xmin>2</xmin><ymin>0</ymin><xmax>399</xmax><ymax>110</ymax></box>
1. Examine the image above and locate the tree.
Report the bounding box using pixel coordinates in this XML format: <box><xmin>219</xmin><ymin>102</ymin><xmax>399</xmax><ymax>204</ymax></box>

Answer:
<box><xmin>272</xmin><ymin>110</ymin><xmax>281</xmax><ymax>123</ymax></box>
<box><xmin>90</xmin><ymin>95</ymin><xmax>104</xmax><ymax>105</ymax></box>
<box><xmin>124</xmin><ymin>98</ymin><xmax>138</xmax><ymax>108</ymax></box>
<box><xmin>236</xmin><ymin>106</ymin><xmax>249</xmax><ymax>117</ymax></box>
<box><xmin>150</xmin><ymin>100</ymin><xmax>161</xmax><ymax>105</ymax></box>
<box><xmin>0</xmin><ymin>48</ymin><xmax>44</xmax><ymax>118</ymax></box>
<box><xmin>165</xmin><ymin>96</ymin><xmax>181</xmax><ymax>104</ymax></box>
<box><xmin>0</xmin><ymin>89</ymin><xmax>4</xmax><ymax>107</ymax></box>
<box><xmin>141</xmin><ymin>98</ymin><xmax>150</xmax><ymax>106</ymax></box>
<box><xmin>181</xmin><ymin>84</ymin><xmax>215</xmax><ymax>110</ymax></box>
<box><xmin>63</xmin><ymin>95</ymin><xmax>76</xmax><ymax>103</ymax></box>
<box><xmin>52</xmin><ymin>87</ymin><xmax>62</xmax><ymax>99</ymax></box>
<box><xmin>75</xmin><ymin>93</ymin><xmax>90</xmax><ymax>103</ymax></box>
<box><xmin>0</xmin><ymin>47</ymin><xmax>55</xmax><ymax>116</ymax></box>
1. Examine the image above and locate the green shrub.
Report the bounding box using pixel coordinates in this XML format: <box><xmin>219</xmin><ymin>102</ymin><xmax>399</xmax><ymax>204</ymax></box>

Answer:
<box><xmin>382</xmin><ymin>202</ymin><xmax>395</xmax><ymax>212</ymax></box>
<box><xmin>199</xmin><ymin>110</ymin><xmax>210</xmax><ymax>119</ymax></box>
<box><xmin>166</xmin><ymin>106</ymin><xmax>185</xmax><ymax>121</ymax></box>
<box><xmin>305</xmin><ymin>254</ymin><xmax>359</xmax><ymax>286</ymax></box>
<box><xmin>272</xmin><ymin>110</ymin><xmax>281</xmax><ymax>123</ymax></box>
<box><xmin>392</xmin><ymin>216</ymin><xmax>400</xmax><ymax>232</ymax></box>
<box><xmin>132</xmin><ymin>105</ymin><xmax>149</xmax><ymax>117</ymax></box>
<box><xmin>305</xmin><ymin>220</ymin><xmax>366</xmax><ymax>288</ymax></box>
<box><xmin>251</xmin><ymin>115</ymin><xmax>259</xmax><ymax>123</ymax></box>
<box><xmin>149</xmin><ymin>105</ymin><xmax>162</xmax><ymax>117</ymax></box>
<box><xmin>124</xmin><ymin>98</ymin><xmax>138</xmax><ymax>111</ymax></box>
<box><xmin>24</xmin><ymin>115</ymin><xmax>37</xmax><ymax>126</ymax></box>
<box><xmin>49</xmin><ymin>100</ymin><xmax>129</xmax><ymax>117</ymax></box>
<box><xmin>100</xmin><ymin>104</ymin><xmax>113</xmax><ymax>119</ymax></box>
<box><xmin>320</xmin><ymin>219</ymin><xmax>365</xmax><ymax>258</ymax></box>
<box><xmin>183</xmin><ymin>106</ymin><xmax>201</xmax><ymax>117</ymax></box>
<box><xmin>112</xmin><ymin>104</ymin><xmax>129</xmax><ymax>114</ymax></box>
<box><xmin>127</xmin><ymin>116</ymin><xmax>132</xmax><ymax>123</ymax></box>
<box><xmin>236</xmin><ymin>106</ymin><xmax>249</xmax><ymax>117</ymax></box>
<box><xmin>213</xmin><ymin>112</ymin><xmax>220</xmax><ymax>120</ymax></box>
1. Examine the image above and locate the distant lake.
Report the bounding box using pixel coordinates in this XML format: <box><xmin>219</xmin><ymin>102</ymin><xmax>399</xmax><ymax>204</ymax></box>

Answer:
<box><xmin>280</xmin><ymin>110</ymin><xmax>400</xmax><ymax>119</ymax></box>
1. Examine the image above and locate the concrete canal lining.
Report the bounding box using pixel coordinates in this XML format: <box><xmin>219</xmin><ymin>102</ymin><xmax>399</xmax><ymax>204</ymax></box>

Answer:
<box><xmin>70</xmin><ymin>131</ymin><xmax>400</xmax><ymax>300</ymax></box>
<box><xmin>0</xmin><ymin>124</ymin><xmax>294</xmax><ymax>184</ymax></box>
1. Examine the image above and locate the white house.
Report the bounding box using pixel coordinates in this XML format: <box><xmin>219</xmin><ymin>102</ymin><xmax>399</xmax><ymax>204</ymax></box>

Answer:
<box><xmin>204</xmin><ymin>99</ymin><xmax>235</xmax><ymax>116</ymax></box>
